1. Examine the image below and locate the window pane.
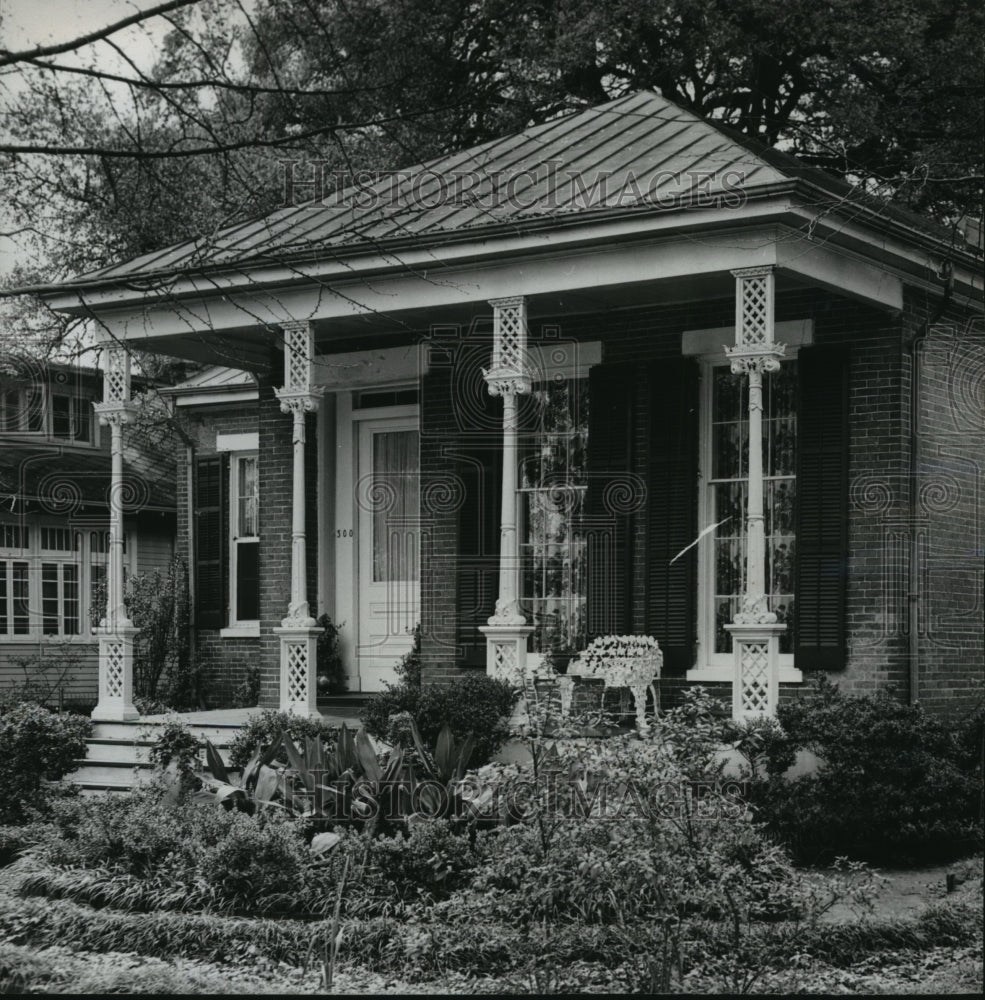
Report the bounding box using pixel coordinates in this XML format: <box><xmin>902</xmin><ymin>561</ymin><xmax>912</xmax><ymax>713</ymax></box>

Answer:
<box><xmin>52</xmin><ymin>395</ymin><xmax>71</xmax><ymax>438</ymax></box>
<box><xmin>0</xmin><ymin>561</ymin><xmax>7</xmax><ymax>634</ymax></box>
<box><xmin>26</xmin><ymin>391</ymin><xmax>44</xmax><ymax>432</ymax></box>
<box><xmin>12</xmin><ymin>561</ymin><xmax>29</xmax><ymax>634</ymax></box>
<box><xmin>710</xmin><ymin>362</ymin><xmax>797</xmax><ymax>654</ymax></box>
<box><xmin>371</xmin><ymin>430</ymin><xmax>419</xmax><ymax>582</ymax></box>
<box><xmin>90</xmin><ymin>563</ymin><xmax>106</xmax><ymax>629</ymax></box>
<box><xmin>236</xmin><ymin>541</ymin><xmax>260</xmax><ymax>620</ymax></box>
<box><xmin>63</xmin><ymin>563</ymin><xmax>79</xmax><ymax>635</ymax></box>
<box><xmin>73</xmin><ymin>397</ymin><xmax>92</xmax><ymax>442</ymax></box>
<box><xmin>42</xmin><ymin>563</ymin><xmax>59</xmax><ymax>635</ymax></box>
<box><xmin>237</xmin><ymin>457</ymin><xmax>258</xmax><ymax>537</ymax></box>
<box><xmin>520</xmin><ymin>378</ymin><xmax>589</xmax><ymax>654</ymax></box>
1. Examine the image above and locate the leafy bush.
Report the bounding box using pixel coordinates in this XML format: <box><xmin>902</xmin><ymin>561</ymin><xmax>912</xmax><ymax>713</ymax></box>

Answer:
<box><xmin>0</xmin><ymin>703</ymin><xmax>91</xmax><ymax>824</ymax></box>
<box><xmin>231</xmin><ymin>664</ymin><xmax>261</xmax><ymax>709</ymax></box>
<box><xmin>394</xmin><ymin>623</ymin><xmax>422</xmax><ymax>688</ymax></box>
<box><xmin>362</xmin><ymin>673</ymin><xmax>516</xmax><ymax>767</ymax></box>
<box><xmin>315</xmin><ymin>614</ymin><xmax>346</xmax><ymax>694</ymax></box>
<box><xmin>91</xmin><ymin>557</ymin><xmax>197</xmax><ymax>708</ymax></box>
<box><xmin>226</xmin><ymin>709</ymin><xmax>339</xmax><ymax>770</ymax></box>
<box><xmin>147</xmin><ymin>717</ymin><xmax>204</xmax><ymax>784</ymax></box>
<box><xmin>740</xmin><ymin>677</ymin><xmax>984</xmax><ymax>865</ymax></box>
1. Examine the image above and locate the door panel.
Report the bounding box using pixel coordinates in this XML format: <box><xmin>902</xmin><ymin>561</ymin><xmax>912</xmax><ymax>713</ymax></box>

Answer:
<box><xmin>356</xmin><ymin>420</ymin><xmax>420</xmax><ymax>690</ymax></box>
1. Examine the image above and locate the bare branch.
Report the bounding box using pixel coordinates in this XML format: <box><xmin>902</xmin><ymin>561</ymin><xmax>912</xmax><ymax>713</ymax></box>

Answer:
<box><xmin>0</xmin><ymin>0</ymin><xmax>204</xmax><ymax>68</ymax></box>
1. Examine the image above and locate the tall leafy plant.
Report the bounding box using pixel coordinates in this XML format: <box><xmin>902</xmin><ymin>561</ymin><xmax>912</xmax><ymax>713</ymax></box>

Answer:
<box><xmin>93</xmin><ymin>557</ymin><xmax>197</xmax><ymax>707</ymax></box>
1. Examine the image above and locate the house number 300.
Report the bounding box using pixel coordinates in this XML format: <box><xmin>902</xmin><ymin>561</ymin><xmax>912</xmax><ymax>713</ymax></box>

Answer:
<box><xmin>336</xmin><ymin>528</ymin><xmax>354</xmax><ymax>538</ymax></box>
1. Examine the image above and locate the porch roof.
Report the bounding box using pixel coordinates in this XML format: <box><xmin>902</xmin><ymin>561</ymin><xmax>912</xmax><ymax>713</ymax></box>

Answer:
<box><xmin>0</xmin><ymin>445</ymin><xmax>176</xmax><ymax>514</ymax></box>
<box><xmin>53</xmin><ymin>91</ymin><xmax>978</xmax><ymax>290</ymax></box>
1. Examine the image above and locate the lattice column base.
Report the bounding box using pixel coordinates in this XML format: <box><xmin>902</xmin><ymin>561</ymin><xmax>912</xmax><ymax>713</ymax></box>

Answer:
<box><xmin>725</xmin><ymin>623</ymin><xmax>784</xmax><ymax>720</ymax></box>
<box><xmin>480</xmin><ymin>625</ymin><xmax>535</xmax><ymax>728</ymax></box>
<box><xmin>274</xmin><ymin>626</ymin><xmax>321</xmax><ymax>717</ymax></box>
<box><xmin>92</xmin><ymin>625</ymin><xmax>140</xmax><ymax>722</ymax></box>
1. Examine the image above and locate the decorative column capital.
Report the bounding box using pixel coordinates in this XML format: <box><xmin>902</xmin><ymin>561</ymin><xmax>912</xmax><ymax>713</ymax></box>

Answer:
<box><xmin>725</xmin><ymin>348</ymin><xmax>785</xmax><ymax>375</ymax></box>
<box><xmin>92</xmin><ymin>401</ymin><xmax>137</xmax><ymax>427</ymax></box>
<box><xmin>274</xmin><ymin>388</ymin><xmax>321</xmax><ymax>417</ymax></box>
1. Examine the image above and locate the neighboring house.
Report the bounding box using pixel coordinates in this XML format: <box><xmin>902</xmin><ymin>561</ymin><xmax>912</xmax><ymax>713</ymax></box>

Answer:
<box><xmin>0</xmin><ymin>360</ymin><xmax>176</xmax><ymax>707</ymax></box>
<box><xmin>40</xmin><ymin>92</ymin><xmax>984</xmax><ymax>718</ymax></box>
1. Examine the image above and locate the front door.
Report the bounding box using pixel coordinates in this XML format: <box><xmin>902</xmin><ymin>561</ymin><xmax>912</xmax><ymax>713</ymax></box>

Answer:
<box><xmin>355</xmin><ymin>418</ymin><xmax>420</xmax><ymax>690</ymax></box>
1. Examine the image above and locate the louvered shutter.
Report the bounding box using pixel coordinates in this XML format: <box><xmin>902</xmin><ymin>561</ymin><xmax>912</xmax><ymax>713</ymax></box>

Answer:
<box><xmin>794</xmin><ymin>344</ymin><xmax>849</xmax><ymax>669</ymax></box>
<box><xmin>644</xmin><ymin>358</ymin><xmax>699</xmax><ymax>671</ymax></box>
<box><xmin>456</xmin><ymin>440</ymin><xmax>501</xmax><ymax>664</ymax></box>
<box><xmin>585</xmin><ymin>363</ymin><xmax>636</xmax><ymax>638</ymax></box>
<box><xmin>194</xmin><ymin>454</ymin><xmax>228</xmax><ymax>629</ymax></box>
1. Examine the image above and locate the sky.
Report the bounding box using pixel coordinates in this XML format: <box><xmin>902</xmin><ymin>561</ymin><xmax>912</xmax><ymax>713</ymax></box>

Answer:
<box><xmin>0</xmin><ymin>0</ymin><xmax>174</xmax><ymax>278</ymax></box>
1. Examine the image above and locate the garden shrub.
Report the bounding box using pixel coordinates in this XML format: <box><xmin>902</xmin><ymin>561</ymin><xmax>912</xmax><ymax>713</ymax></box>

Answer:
<box><xmin>147</xmin><ymin>717</ymin><xmax>204</xmax><ymax>784</ymax></box>
<box><xmin>740</xmin><ymin>676</ymin><xmax>984</xmax><ymax>865</ymax></box>
<box><xmin>316</xmin><ymin>614</ymin><xmax>346</xmax><ymax>694</ymax></box>
<box><xmin>231</xmin><ymin>664</ymin><xmax>261</xmax><ymax>709</ymax></box>
<box><xmin>362</xmin><ymin>673</ymin><xmax>516</xmax><ymax>766</ymax></box>
<box><xmin>0</xmin><ymin>703</ymin><xmax>91</xmax><ymax>824</ymax></box>
<box><xmin>226</xmin><ymin>709</ymin><xmax>340</xmax><ymax>770</ymax></box>
<box><xmin>393</xmin><ymin>623</ymin><xmax>422</xmax><ymax>688</ymax></box>
<box><xmin>91</xmin><ymin>557</ymin><xmax>198</xmax><ymax>708</ymax></box>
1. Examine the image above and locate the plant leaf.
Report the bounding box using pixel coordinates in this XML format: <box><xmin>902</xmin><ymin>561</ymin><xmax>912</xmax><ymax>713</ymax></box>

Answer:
<box><xmin>355</xmin><ymin>728</ymin><xmax>382</xmax><ymax>782</ymax></box>
<box><xmin>204</xmin><ymin>739</ymin><xmax>230</xmax><ymax>783</ymax></box>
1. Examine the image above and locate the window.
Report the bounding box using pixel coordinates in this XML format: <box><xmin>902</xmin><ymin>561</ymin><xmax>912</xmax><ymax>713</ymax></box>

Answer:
<box><xmin>51</xmin><ymin>394</ymin><xmax>93</xmax><ymax>443</ymax></box>
<box><xmin>230</xmin><ymin>454</ymin><xmax>259</xmax><ymax>624</ymax></box>
<box><xmin>0</xmin><ymin>519</ymin><xmax>126</xmax><ymax>639</ymax></box>
<box><xmin>0</xmin><ymin>385</ymin><xmax>93</xmax><ymax>443</ymax></box>
<box><xmin>519</xmin><ymin>378</ymin><xmax>589</xmax><ymax>654</ymax></box>
<box><xmin>698</xmin><ymin>360</ymin><xmax>797</xmax><ymax>670</ymax></box>
<box><xmin>0</xmin><ymin>387</ymin><xmax>44</xmax><ymax>433</ymax></box>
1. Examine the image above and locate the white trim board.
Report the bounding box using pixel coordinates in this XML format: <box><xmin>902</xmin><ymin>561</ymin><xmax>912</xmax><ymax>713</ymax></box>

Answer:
<box><xmin>215</xmin><ymin>432</ymin><xmax>259</xmax><ymax>452</ymax></box>
<box><xmin>681</xmin><ymin>319</ymin><xmax>813</xmax><ymax>356</ymax></box>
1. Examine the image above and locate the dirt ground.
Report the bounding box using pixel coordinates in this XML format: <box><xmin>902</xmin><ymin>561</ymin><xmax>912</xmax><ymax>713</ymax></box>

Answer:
<box><xmin>820</xmin><ymin>855</ymin><xmax>983</xmax><ymax>923</ymax></box>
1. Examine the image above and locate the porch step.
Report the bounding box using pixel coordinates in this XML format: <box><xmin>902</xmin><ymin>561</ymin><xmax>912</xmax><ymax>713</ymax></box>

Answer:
<box><xmin>70</xmin><ymin>720</ymin><xmax>239</xmax><ymax>795</ymax></box>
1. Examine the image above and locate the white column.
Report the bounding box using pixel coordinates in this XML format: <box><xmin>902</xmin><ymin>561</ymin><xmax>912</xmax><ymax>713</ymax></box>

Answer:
<box><xmin>725</xmin><ymin>267</ymin><xmax>786</xmax><ymax>719</ymax></box>
<box><xmin>92</xmin><ymin>347</ymin><xmax>139</xmax><ymax>722</ymax></box>
<box><xmin>273</xmin><ymin>321</ymin><xmax>322</xmax><ymax>715</ymax></box>
<box><xmin>479</xmin><ymin>296</ymin><xmax>534</xmax><ymax>689</ymax></box>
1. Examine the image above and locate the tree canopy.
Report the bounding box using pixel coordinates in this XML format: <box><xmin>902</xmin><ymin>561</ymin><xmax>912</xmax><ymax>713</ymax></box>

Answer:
<box><xmin>1</xmin><ymin>0</ymin><xmax>981</xmax><ymax>352</ymax></box>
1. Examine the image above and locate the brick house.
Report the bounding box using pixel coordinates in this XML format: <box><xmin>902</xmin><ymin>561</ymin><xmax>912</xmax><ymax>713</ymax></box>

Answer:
<box><xmin>0</xmin><ymin>359</ymin><xmax>176</xmax><ymax>708</ymax></box>
<box><xmin>40</xmin><ymin>92</ymin><xmax>983</xmax><ymax>720</ymax></box>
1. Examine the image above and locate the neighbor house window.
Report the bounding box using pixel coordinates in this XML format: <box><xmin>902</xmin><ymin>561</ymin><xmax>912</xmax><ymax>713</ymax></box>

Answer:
<box><xmin>699</xmin><ymin>359</ymin><xmax>797</xmax><ymax>667</ymax></box>
<box><xmin>230</xmin><ymin>453</ymin><xmax>260</xmax><ymax>623</ymax></box>
<box><xmin>0</xmin><ymin>520</ymin><xmax>128</xmax><ymax>639</ymax></box>
<box><xmin>519</xmin><ymin>378</ymin><xmax>589</xmax><ymax>655</ymax></box>
<box><xmin>0</xmin><ymin>385</ymin><xmax>93</xmax><ymax>442</ymax></box>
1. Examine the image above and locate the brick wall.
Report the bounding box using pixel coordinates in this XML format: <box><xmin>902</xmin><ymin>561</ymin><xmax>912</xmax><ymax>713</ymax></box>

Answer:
<box><xmin>174</xmin><ymin>399</ymin><xmax>261</xmax><ymax>708</ymax></box>
<box><xmin>903</xmin><ymin>291</ymin><xmax>984</xmax><ymax>715</ymax></box>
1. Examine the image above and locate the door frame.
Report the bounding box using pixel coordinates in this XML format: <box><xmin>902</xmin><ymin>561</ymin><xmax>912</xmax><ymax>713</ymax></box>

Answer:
<box><xmin>334</xmin><ymin>396</ymin><xmax>419</xmax><ymax>691</ymax></box>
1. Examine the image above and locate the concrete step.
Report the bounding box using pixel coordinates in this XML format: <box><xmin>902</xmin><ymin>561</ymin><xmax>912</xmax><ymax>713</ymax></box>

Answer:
<box><xmin>71</xmin><ymin>760</ymin><xmax>155</xmax><ymax>787</ymax></box>
<box><xmin>81</xmin><ymin>739</ymin><xmax>235</xmax><ymax>766</ymax></box>
<box><xmin>92</xmin><ymin>721</ymin><xmax>240</xmax><ymax>744</ymax></box>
